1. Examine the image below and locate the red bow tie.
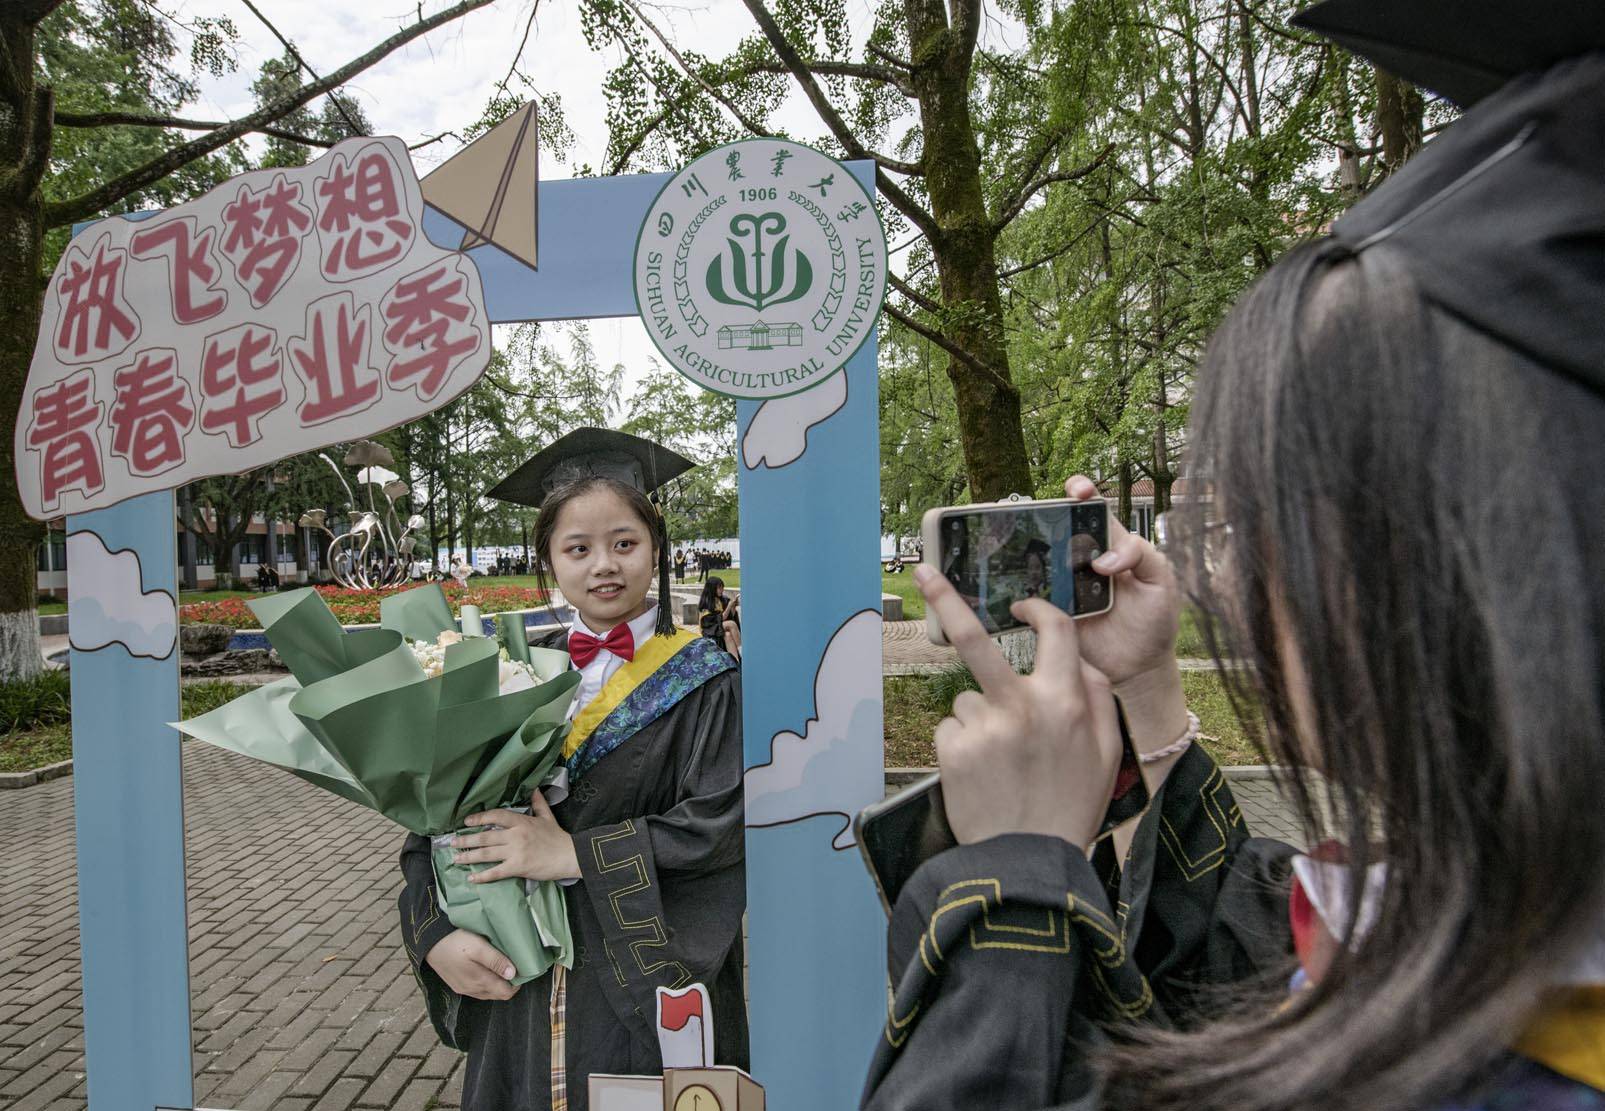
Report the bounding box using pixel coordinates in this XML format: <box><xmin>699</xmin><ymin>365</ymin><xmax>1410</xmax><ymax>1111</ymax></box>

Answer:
<box><xmin>568</xmin><ymin>623</ymin><xmax>635</xmax><ymax>669</ymax></box>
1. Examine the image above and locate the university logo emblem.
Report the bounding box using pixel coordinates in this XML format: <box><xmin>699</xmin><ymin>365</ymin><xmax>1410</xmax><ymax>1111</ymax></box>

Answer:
<box><xmin>633</xmin><ymin>139</ymin><xmax>887</xmax><ymax>400</ymax></box>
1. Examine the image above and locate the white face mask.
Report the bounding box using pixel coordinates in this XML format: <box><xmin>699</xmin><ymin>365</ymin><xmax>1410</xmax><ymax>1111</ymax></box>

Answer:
<box><xmin>1292</xmin><ymin>855</ymin><xmax>1605</xmax><ymax>987</ymax></box>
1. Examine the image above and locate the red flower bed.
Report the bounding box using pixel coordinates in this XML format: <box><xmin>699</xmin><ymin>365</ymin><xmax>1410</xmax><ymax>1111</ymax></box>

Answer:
<box><xmin>180</xmin><ymin>582</ymin><xmax>550</xmax><ymax>629</ymax></box>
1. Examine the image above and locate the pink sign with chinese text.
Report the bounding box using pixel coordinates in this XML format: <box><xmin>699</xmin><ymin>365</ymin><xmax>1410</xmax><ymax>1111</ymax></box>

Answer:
<box><xmin>16</xmin><ymin>136</ymin><xmax>492</xmax><ymax>519</ymax></box>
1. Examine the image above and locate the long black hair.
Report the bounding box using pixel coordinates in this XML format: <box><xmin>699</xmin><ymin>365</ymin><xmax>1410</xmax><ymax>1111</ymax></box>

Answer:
<box><xmin>531</xmin><ymin>476</ymin><xmax>676</xmax><ymax>637</ymax></box>
<box><xmin>698</xmin><ymin>576</ymin><xmax>725</xmax><ymax>614</ymax></box>
<box><xmin>1104</xmin><ymin>241</ymin><xmax>1605</xmax><ymax>1111</ymax></box>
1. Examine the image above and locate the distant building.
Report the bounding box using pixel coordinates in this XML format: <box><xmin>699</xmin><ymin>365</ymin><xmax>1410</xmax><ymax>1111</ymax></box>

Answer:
<box><xmin>36</xmin><ymin>512</ymin><xmax>315</xmax><ymax>598</ymax></box>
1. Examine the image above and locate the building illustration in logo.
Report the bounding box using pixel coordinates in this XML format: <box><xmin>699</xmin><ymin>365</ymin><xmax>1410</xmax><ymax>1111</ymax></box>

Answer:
<box><xmin>718</xmin><ymin>321</ymin><xmax>803</xmax><ymax>351</ymax></box>
<box><xmin>633</xmin><ymin>139</ymin><xmax>888</xmax><ymax>401</ymax></box>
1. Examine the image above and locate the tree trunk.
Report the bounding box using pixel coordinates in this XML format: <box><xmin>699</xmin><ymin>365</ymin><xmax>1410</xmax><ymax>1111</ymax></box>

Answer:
<box><xmin>1117</xmin><ymin>458</ymin><xmax>1133</xmax><ymax>535</ymax></box>
<box><xmin>905</xmin><ymin>0</ymin><xmax>1032</xmax><ymax>503</ymax></box>
<box><xmin>1374</xmin><ymin>66</ymin><xmax>1424</xmax><ymax>177</ymax></box>
<box><xmin>177</xmin><ymin>486</ymin><xmax>198</xmax><ymax>589</ymax></box>
<box><xmin>0</xmin><ymin>15</ymin><xmax>51</xmax><ymax>680</ymax></box>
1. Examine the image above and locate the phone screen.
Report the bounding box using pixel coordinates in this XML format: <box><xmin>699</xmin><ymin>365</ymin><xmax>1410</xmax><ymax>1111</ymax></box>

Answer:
<box><xmin>858</xmin><ymin>705</ymin><xmax>1150</xmax><ymax>913</ymax></box>
<box><xmin>937</xmin><ymin>502</ymin><xmax>1111</xmax><ymax>634</ymax></box>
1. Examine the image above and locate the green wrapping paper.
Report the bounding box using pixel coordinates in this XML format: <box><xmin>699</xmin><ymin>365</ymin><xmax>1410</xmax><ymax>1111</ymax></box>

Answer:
<box><xmin>173</xmin><ymin>585</ymin><xmax>580</xmax><ymax>983</ymax></box>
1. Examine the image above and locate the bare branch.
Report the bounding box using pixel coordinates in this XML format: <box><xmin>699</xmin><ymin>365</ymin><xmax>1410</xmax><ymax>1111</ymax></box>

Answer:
<box><xmin>489</xmin><ymin>0</ymin><xmax>542</xmax><ymax>105</ymax></box>
<box><xmin>997</xmin><ymin>218</ymin><xmax>1101</xmax><ymax>279</ymax></box>
<box><xmin>44</xmin><ymin>0</ymin><xmax>495</xmax><ymax>228</ymax></box>
<box><xmin>603</xmin><ymin>56</ymin><xmax>911</xmax><ymax>174</ymax></box>
<box><xmin>992</xmin><ymin>142</ymin><xmax>1114</xmax><ymax>231</ymax></box>
<box><xmin>54</xmin><ymin>108</ymin><xmax>334</xmax><ymax>148</ymax></box>
<box><xmin>620</xmin><ymin>0</ymin><xmax>773</xmax><ymax>138</ymax></box>
<box><xmin>884</xmin><ymin>301</ymin><xmax>985</xmax><ymax>375</ymax></box>
<box><xmin>409</xmin><ymin>129</ymin><xmax>466</xmax><ymax>151</ymax></box>
<box><xmin>867</xmin><ymin>41</ymin><xmax>914</xmax><ymax>71</ymax></box>
<box><xmin>888</xmin><ymin>272</ymin><xmax>941</xmax><ymax>315</ymax></box>
<box><xmin>239</xmin><ymin>0</ymin><xmax>366</xmax><ymax>136</ymax></box>
<box><xmin>738</xmin><ymin>0</ymin><xmax>939</xmax><ymax>240</ymax></box>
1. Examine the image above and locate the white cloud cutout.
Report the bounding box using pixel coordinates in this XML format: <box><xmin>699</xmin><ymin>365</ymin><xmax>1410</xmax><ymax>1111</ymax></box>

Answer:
<box><xmin>740</xmin><ymin>371</ymin><xmax>849</xmax><ymax>469</ymax></box>
<box><xmin>66</xmin><ymin>532</ymin><xmax>177</xmax><ymax>660</ymax></box>
<box><xmin>744</xmin><ymin>608</ymin><xmax>883</xmax><ymax>848</ymax></box>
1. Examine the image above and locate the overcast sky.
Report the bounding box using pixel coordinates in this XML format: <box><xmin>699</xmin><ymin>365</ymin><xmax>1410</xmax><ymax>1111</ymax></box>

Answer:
<box><xmin>149</xmin><ymin>1</ymin><xmax>1025</xmax><ymax>408</ymax></box>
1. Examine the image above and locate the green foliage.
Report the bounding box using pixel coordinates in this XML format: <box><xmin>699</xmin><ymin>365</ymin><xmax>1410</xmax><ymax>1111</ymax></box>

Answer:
<box><xmin>619</xmin><ymin>368</ymin><xmax>738</xmax><ymax>542</ymax></box>
<box><xmin>251</xmin><ymin>50</ymin><xmax>374</xmax><ymax>169</ymax></box>
<box><xmin>0</xmin><ymin>671</ymin><xmax>71</xmax><ymax>733</ymax></box>
<box><xmin>883</xmin><ymin>666</ymin><xmax>1258</xmax><ymax>768</ymax></box>
<box><xmin>179</xmin><ymin>681</ymin><xmax>256</xmax><ymax>718</ymax></box>
<box><xmin>38</xmin><ymin>0</ymin><xmax>246</xmax><ymax>266</ymax></box>
<box><xmin>0</xmin><ymin>680</ymin><xmax>260</xmax><ymax>773</ymax></box>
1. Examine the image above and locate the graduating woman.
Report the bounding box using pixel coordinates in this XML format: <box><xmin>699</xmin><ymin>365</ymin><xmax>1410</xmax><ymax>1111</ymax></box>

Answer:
<box><xmin>398</xmin><ymin>429</ymin><xmax>746</xmax><ymax>1111</ymax></box>
<box><xmin>861</xmin><ymin>4</ymin><xmax>1605</xmax><ymax>1109</ymax></box>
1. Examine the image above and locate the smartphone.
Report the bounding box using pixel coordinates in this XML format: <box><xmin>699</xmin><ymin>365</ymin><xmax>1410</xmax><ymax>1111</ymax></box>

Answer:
<box><xmin>920</xmin><ymin>497</ymin><xmax>1113</xmax><ymax>646</ymax></box>
<box><xmin>854</xmin><ymin>704</ymin><xmax>1151</xmax><ymax>914</ymax></box>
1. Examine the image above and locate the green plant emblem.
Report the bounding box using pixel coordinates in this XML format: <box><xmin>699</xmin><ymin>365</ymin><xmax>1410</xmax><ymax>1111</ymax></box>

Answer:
<box><xmin>706</xmin><ymin>212</ymin><xmax>813</xmax><ymax>312</ymax></box>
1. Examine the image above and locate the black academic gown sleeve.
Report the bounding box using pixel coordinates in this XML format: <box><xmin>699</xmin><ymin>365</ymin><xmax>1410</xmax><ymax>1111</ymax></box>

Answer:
<box><xmin>399</xmin><ymin>829</ymin><xmax>471</xmax><ymax>1048</ymax></box>
<box><xmin>569</xmin><ymin>666</ymin><xmax>748</xmax><ymax>1053</ymax></box>
<box><xmin>861</xmin><ymin>742</ymin><xmax>1298</xmax><ymax>1111</ymax></box>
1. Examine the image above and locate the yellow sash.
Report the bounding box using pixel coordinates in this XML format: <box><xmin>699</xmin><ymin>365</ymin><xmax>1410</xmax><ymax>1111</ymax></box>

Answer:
<box><xmin>1515</xmin><ymin>985</ymin><xmax>1605</xmax><ymax>1090</ymax></box>
<box><xmin>562</xmin><ymin>628</ymin><xmax>701</xmax><ymax>761</ymax></box>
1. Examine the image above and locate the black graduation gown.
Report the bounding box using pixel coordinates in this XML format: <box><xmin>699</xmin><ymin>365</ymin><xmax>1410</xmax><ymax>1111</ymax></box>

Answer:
<box><xmin>861</xmin><ymin>742</ymin><xmax>1298</xmax><ymax>1111</ymax></box>
<box><xmin>398</xmin><ymin>631</ymin><xmax>748</xmax><ymax>1111</ymax></box>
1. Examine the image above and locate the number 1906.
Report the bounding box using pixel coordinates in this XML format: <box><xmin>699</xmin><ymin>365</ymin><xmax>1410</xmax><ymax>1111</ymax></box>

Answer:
<box><xmin>740</xmin><ymin>187</ymin><xmax>777</xmax><ymax>202</ymax></box>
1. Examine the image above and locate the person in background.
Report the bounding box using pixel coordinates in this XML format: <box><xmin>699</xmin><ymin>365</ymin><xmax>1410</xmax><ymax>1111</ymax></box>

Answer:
<box><xmin>860</xmin><ymin>3</ymin><xmax>1605</xmax><ymax>1109</ymax></box>
<box><xmin>674</xmin><ymin>548</ymin><xmax>687</xmax><ymax>584</ymax></box>
<box><xmin>699</xmin><ymin>576</ymin><xmax>739</xmax><ymax>658</ymax></box>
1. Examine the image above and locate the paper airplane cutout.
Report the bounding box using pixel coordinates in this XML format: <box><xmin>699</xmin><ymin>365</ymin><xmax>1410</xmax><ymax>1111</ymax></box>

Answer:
<box><xmin>422</xmin><ymin>100</ymin><xmax>539</xmax><ymax>270</ymax></box>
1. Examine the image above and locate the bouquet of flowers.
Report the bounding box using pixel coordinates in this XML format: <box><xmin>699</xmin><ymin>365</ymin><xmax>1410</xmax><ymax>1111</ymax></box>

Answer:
<box><xmin>174</xmin><ymin>583</ymin><xmax>580</xmax><ymax>983</ymax></box>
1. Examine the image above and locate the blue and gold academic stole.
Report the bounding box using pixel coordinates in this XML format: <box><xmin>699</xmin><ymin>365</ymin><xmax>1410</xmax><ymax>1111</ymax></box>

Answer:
<box><xmin>562</xmin><ymin>630</ymin><xmax>737</xmax><ymax>783</ymax></box>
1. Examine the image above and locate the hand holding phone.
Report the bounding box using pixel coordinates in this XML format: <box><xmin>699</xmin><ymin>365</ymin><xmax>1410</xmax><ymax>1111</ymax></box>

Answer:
<box><xmin>910</xmin><ymin>565</ymin><xmax>1126</xmax><ymax>853</ymax></box>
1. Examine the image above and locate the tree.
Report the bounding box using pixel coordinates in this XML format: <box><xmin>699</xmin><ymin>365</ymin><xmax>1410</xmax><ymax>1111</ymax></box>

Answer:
<box><xmin>619</xmin><ymin>365</ymin><xmax>739</xmax><ymax>541</ymax></box>
<box><xmin>0</xmin><ymin>0</ymin><xmax>495</xmax><ymax>677</ymax></box>
<box><xmin>577</xmin><ymin>0</ymin><xmax>1115</xmax><ymax>504</ymax></box>
<box><xmin>179</xmin><ymin>466</ymin><xmax>273</xmax><ymax>587</ymax></box>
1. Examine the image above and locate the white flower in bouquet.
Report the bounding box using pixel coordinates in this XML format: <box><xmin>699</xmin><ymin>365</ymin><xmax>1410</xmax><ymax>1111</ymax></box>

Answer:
<box><xmin>406</xmin><ymin>629</ymin><xmax>538</xmax><ymax>694</ymax></box>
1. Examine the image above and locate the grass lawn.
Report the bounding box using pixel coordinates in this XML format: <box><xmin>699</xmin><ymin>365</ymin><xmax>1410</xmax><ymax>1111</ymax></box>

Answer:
<box><xmin>884</xmin><ymin>666</ymin><xmax>1261</xmax><ymax>768</ymax></box>
<box><xmin>0</xmin><ymin>681</ymin><xmax>257</xmax><ymax>774</ymax></box>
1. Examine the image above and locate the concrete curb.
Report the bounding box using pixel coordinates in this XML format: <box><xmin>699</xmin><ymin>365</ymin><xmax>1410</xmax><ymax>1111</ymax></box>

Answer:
<box><xmin>0</xmin><ymin>759</ymin><xmax>72</xmax><ymax>789</ymax></box>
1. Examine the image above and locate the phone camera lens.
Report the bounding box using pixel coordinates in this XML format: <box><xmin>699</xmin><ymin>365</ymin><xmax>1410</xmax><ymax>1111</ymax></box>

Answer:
<box><xmin>1091</xmin><ymin>582</ymin><xmax>1103</xmax><ymax>595</ymax></box>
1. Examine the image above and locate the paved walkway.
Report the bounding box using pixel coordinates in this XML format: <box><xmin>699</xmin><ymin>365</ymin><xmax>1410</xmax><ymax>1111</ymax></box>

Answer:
<box><xmin>0</xmin><ymin>744</ymin><xmax>1306</xmax><ymax>1110</ymax></box>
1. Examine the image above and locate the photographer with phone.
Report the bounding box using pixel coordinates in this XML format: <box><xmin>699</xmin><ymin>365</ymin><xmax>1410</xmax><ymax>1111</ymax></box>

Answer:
<box><xmin>858</xmin><ymin>4</ymin><xmax>1605</xmax><ymax>1109</ymax></box>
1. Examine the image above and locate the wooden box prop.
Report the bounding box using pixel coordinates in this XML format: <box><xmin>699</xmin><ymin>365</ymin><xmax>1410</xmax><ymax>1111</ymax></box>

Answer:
<box><xmin>588</xmin><ymin>1068</ymin><xmax>766</xmax><ymax>1111</ymax></box>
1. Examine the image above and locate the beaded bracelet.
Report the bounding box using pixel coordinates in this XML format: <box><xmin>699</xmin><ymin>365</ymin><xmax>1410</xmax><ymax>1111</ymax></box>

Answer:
<box><xmin>1138</xmin><ymin>710</ymin><xmax>1200</xmax><ymax>764</ymax></box>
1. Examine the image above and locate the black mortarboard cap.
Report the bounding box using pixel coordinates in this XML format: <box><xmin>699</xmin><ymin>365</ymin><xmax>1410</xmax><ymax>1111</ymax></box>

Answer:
<box><xmin>1292</xmin><ymin>0</ymin><xmax>1605</xmax><ymax>107</ymax></box>
<box><xmin>487</xmin><ymin>427</ymin><xmax>695</xmax><ymax>507</ymax></box>
<box><xmin>1293</xmin><ymin>0</ymin><xmax>1605</xmax><ymax>400</ymax></box>
<box><xmin>489</xmin><ymin>428</ymin><xmax>696</xmax><ymax>638</ymax></box>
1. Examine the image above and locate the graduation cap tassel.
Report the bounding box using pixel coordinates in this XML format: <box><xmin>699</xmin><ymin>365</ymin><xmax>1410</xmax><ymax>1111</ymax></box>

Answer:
<box><xmin>654</xmin><ymin>499</ymin><xmax>676</xmax><ymax>638</ymax></box>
